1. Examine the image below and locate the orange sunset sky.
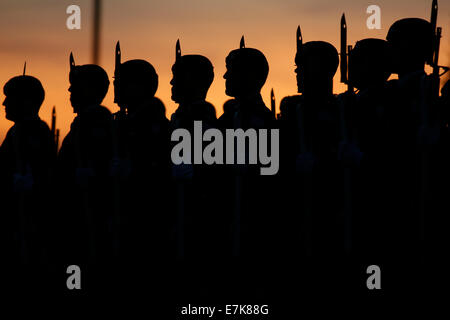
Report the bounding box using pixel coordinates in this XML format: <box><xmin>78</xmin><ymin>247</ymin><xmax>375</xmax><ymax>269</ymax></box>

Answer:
<box><xmin>0</xmin><ymin>0</ymin><xmax>449</xmax><ymax>143</ymax></box>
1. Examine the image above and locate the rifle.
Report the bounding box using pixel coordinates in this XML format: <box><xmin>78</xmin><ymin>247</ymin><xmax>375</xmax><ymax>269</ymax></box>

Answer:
<box><xmin>111</xmin><ymin>42</ymin><xmax>126</xmax><ymax>257</ymax></box>
<box><xmin>70</xmin><ymin>52</ymin><xmax>96</xmax><ymax>261</ymax></box>
<box><xmin>417</xmin><ymin>0</ymin><xmax>448</xmax><ymax>254</ymax></box>
<box><xmin>340</xmin><ymin>13</ymin><xmax>354</xmax><ymax>255</ymax></box>
<box><xmin>174</xmin><ymin>39</ymin><xmax>185</xmax><ymax>259</ymax></box>
<box><xmin>232</xmin><ymin>36</ymin><xmax>246</xmax><ymax>258</ymax></box>
<box><xmin>295</xmin><ymin>25</ymin><xmax>313</xmax><ymax>256</ymax></box>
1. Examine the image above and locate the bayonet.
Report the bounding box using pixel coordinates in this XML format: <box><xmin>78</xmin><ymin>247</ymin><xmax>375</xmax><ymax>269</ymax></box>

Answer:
<box><xmin>347</xmin><ymin>45</ymin><xmax>354</xmax><ymax>92</ymax></box>
<box><xmin>296</xmin><ymin>26</ymin><xmax>304</xmax><ymax>93</ymax></box>
<box><xmin>51</xmin><ymin>106</ymin><xmax>56</xmax><ymax>139</ymax></box>
<box><xmin>176</xmin><ymin>39</ymin><xmax>181</xmax><ymax>61</ymax></box>
<box><xmin>115</xmin><ymin>41</ymin><xmax>121</xmax><ymax>71</ymax></box>
<box><xmin>22</xmin><ymin>62</ymin><xmax>26</xmax><ymax>76</ymax></box>
<box><xmin>70</xmin><ymin>52</ymin><xmax>75</xmax><ymax>71</ymax></box>
<box><xmin>114</xmin><ymin>41</ymin><xmax>122</xmax><ymax>107</ymax></box>
<box><xmin>270</xmin><ymin>89</ymin><xmax>276</xmax><ymax>118</ymax></box>
<box><xmin>51</xmin><ymin>106</ymin><xmax>58</xmax><ymax>155</ymax></box>
<box><xmin>429</xmin><ymin>0</ymin><xmax>438</xmax><ymax>65</ymax></box>
<box><xmin>340</xmin><ymin>14</ymin><xmax>348</xmax><ymax>84</ymax></box>
<box><xmin>296</xmin><ymin>26</ymin><xmax>302</xmax><ymax>55</ymax></box>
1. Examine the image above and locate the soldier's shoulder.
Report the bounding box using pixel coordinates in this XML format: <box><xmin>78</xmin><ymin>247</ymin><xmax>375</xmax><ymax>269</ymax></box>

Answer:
<box><xmin>151</xmin><ymin>97</ymin><xmax>167</xmax><ymax>116</ymax></box>
<box><xmin>36</xmin><ymin>118</ymin><xmax>52</xmax><ymax>132</ymax></box>
<box><xmin>193</xmin><ymin>100</ymin><xmax>217</xmax><ymax>119</ymax></box>
<box><xmin>217</xmin><ymin>103</ymin><xmax>235</xmax><ymax>126</ymax></box>
<box><xmin>97</xmin><ymin>105</ymin><xmax>112</xmax><ymax>117</ymax></box>
<box><xmin>35</xmin><ymin>119</ymin><xmax>54</xmax><ymax>142</ymax></box>
<box><xmin>219</xmin><ymin>99</ymin><xmax>237</xmax><ymax>119</ymax></box>
<box><xmin>280</xmin><ymin>95</ymin><xmax>302</xmax><ymax>117</ymax></box>
<box><xmin>88</xmin><ymin>105</ymin><xmax>113</xmax><ymax>124</ymax></box>
<box><xmin>280</xmin><ymin>95</ymin><xmax>302</xmax><ymax>108</ymax></box>
<box><xmin>137</xmin><ymin>97</ymin><xmax>168</xmax><ymax>123</ymax></box>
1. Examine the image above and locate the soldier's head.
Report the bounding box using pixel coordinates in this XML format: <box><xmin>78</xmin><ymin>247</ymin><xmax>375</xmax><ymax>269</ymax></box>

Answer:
<box><xmin>3</xmin><ymin>75</ymin><xmax>45</xmax><ymax>122</ymax></box>
<box><xmin>295</xmin><ymin>41</ymin><xmax>339</xmax><ymax>95</ymax></box>
<box><xmin>224</xmin><ymin>48</ymin><xmax>269</xmax><ymax>98</ymax></box>
<box><xmin>69</xmin><ymin>64</ymin><xmax>109</xmax><ymax>113</ymax></box>
<box><xmin>386</xmin><ymin>18</ymin><xmax>433</xmax><ymax>76</ymax></box>
<box><xmin>349</xmin><ymin>38</ymin><xmax>391</xmax><ymax>90</ymax></box>
<box><xmin>115</xmin><ymin>59</ymin><xmax>158</xmax><ymax>111</ymax></box>
<box><xmin>170</xmin><ymin>55</ymin><xmax>214</xmax><ymax>104</ymax></box>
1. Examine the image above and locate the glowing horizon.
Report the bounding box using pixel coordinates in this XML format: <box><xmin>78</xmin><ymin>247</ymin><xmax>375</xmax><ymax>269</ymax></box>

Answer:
<box><xmin>0</xmin><ymin>0</ymin><xmax>449</xmax><ymax>143</ymax></box>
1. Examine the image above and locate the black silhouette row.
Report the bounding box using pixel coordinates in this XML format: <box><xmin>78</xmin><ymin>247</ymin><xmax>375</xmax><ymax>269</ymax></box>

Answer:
<box><xmin>0</xmin><ymin>11</ymin><xmax>448</xmax><ymax>298</ymax></box>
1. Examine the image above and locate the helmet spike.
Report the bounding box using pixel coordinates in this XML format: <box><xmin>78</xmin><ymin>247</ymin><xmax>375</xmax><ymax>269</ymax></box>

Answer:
<box><xmin>240</xmin><ymin>35</ymin><xmax>245</xmax><ymax>49</ymax></box>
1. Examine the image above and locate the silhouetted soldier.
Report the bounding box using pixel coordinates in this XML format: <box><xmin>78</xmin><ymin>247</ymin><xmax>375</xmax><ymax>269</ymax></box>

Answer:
<box><xmin>217</xmin><ymin>37</ymin><xmax>275</xmax><ymax>300</ymax></box>
<box><xmin>112</xmin><ymin>43</ymin><xmax>170</xmax><ymax>271</ymax></box>
<box><xmin>385</xmin><ymin>18</ymin><xmax>438</xmax><ymax>261</ymax></box>
<box><xmin>433</xmin><ymin>79</ymin><xmax>450</xmax><ymax>262</ymax></box>
<box><xmin>279</xmin><ymin>31</ymin><xmax>341</xmax><ymax>259</ymax></box>
<box><xmin>168</xmin><ymin>40</ymin><xmax>218</xmax><ymax>299</ymax></box>
<box><xmin>0</xmin><ymin>71</ymin><xmax>55</xmax><ymax>288</ymax></box>
<box><xmin>57</xmin><ymin>54</ymin><xmax>113</xmax><ymax>273</ymax></box>
<box><xmin>170</xmin><ymin>40</ymin><xmax>216</xmax><ymax>255</ymax></box>
<box><xmin>342</xmin><ymin>38</ymin><xmax>393</xmax><ymax>258</ymax></box>
<box><xmin>442</xmin><ymin>80</ymin><xmax>450</xmax><ymax>125</ymax></box>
